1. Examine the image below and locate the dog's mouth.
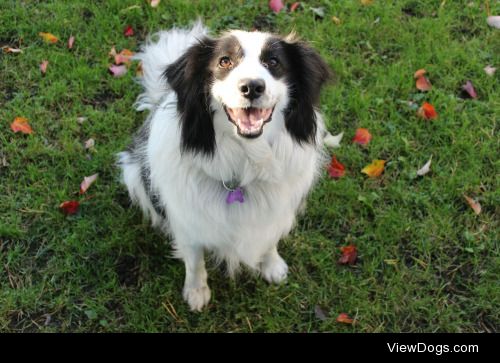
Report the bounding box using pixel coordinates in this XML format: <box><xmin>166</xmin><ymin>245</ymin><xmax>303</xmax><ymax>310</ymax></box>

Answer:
<box><xmin>224</xmin><ymin>106</ymin><xmax>274</xmax><ymax>138</ymax></box>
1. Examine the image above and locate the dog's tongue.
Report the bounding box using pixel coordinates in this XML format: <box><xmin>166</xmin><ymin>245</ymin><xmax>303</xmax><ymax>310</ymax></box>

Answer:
<box><xmin>227</xmin><ymin>107</ymin><xmax>272</xmax><ymax>135</ymax></box>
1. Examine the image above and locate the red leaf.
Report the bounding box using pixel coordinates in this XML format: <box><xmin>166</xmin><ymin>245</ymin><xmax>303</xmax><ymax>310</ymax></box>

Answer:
<box><xmin>327</xmin><ymin>155</ymin><xmax>345</xmax><ymax>179</ymax></box>
<box><xmin>461</xmin><ymin>80</ymin><xmax>477</xmax><ymax>99</ymax></box>
<box><xmin>336</xmin><ymin>313</ymin><xmax>354</xmax><ymax>324</ymax></box>
<box><xmin>123</xmin><ymin>25</ymin><xmax>134</xmax><ymax>37</ymax></box>
<box><xmin>338</xmin><ymin>245</ymin><xmax>357</xmax><ymax>265</ymax></box>
<box><xmin>59</xmin><ymin>200</ymin><xmax>80</xmax><ymax>215</ymax></box>
<box><xmin>352</xmin><ymin>128</ymin><xmax>372</xmax><ymax>145</ymax></box>
<box><xmin>290</xmin><ymin>2</ymin><xmax>301</xmax><ymax>12</ymax></box>
<box><xmin>416</xmin><ymin>76</ymin><xmax>432</xmax><ymax>91</ymax></box>
<box><xmin>40</xmin><ymin>60</ymin><xmax>49</xmax><ymax>75</ymax></box>
<box><xmin>417</xmin><ymin>102</ymin><xmax>438</xmax><ymax>120</ymax></box>
<box><xmin>464</xmin><ymin>195</ymin><xmax>481</xmax><ymax>215</ymax></box>
<box><xmin>68</xmin><ymin>36</ymin><xmax>75</xmax><ymax>49</ymax></box>
<box><xmin>269</xmin><ymin>0</ymin><xmax>284</xmax><ymax>13</ymax></box>
<box><xmin>10</xmin><ymin>117</ymin><xmax>33</xmax><ymax>134</ymax></box>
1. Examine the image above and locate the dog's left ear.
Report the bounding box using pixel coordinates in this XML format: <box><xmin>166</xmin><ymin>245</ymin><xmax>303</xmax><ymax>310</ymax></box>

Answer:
<box><xmin>164</xmin><ymin>37</ymin><xmax>217</xmax><ymax>156</ymax></box>
<box><xmin>282</xmin><ymin>38</ymin><xmax>331</xmax><ymax>144</ymax></box>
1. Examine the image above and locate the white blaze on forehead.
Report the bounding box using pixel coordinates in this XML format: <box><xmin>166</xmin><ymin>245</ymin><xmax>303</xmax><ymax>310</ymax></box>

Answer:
<box><xmin>228</xmin><ymin>30</ymin><xmax>272</xmax><ymax>60</ymax></box>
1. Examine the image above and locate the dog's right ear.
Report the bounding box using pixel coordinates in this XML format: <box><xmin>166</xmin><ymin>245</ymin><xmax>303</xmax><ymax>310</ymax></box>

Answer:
<box><xmin>164</xmin><ymin>37</ymin><xmax>217</xmax><ymax>156</ymax></box>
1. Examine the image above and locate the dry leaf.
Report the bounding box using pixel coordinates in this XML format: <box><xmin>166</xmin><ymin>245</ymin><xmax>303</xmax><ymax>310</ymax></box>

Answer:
<box><xmin>314</xmin><ymin>305</ymin><xmax>328</xmax><ymax>321</ymax></box>
<box><xmin>464</xmin><ymin>195</ymin><xmax>481</xmax><ymax>215</ymax></box>
<box><xmin>328</xmin><ymin>155</ymin><xmax>345</xmax><ymax>179</ymax></box>
<box><xmin>414</xmin><ymin>69</ymin><xmax>427</xmax><ymax>78</ymax></box>
<box><xmin>352</xmin><ymin>128</ymin><xmax>372</xmax><ymax>145</ymax></box>
<box><xmin>84</xmin><ymin>138</ymin><xmax>95</xmax><ymax>149</ymax></box>
<box><xmin>114</xmin><ymin>49</ymin><xmax>135</xmax><ymax>65</ymax></box>
<box><xmin>2</xmin><ymin>46</ymin><xmax>22</xmax><ymax>53</ymax></box>
<box><xmin>483</xmin><ymin>65</ymin><xmax>496</xmax><ymax>76</ymax></box>
<box><xmin>109</xmin><ymin>64</ymin><xmax>127</xmax><ymax>77</ymax></box>
<box><xmin>269</xmin><ymin>0</ymin><xmax>284</xmax><ymax>13</ymax></box>
<box><xmin>416</xmin><ymin>76</ymin><xmax>432</xmax><ymax>91</ymax></box>
<box><xmin>486</xmin><ymin>16</ymin><xmax>500</xmax><ymax>29</ymax></box>
<box><xmin>461</xmin><ymin>80</ymin><xmax>477</xmax><ymax>99</ymax></box>
<box><xmin>59</xmin><ymin>200</ymin><xmax>80</xmax><ymax>215</ymax></box>
<box><xmin>417</xmin><ymin>102</ymin><xmax>438</xmax><ymax>120</ymax></box>
<box><xmin>68</xmin><ymin>36</ymin><xmax>75</xmax><ymax>49</ymax></box>
<box><xmin>338</xmin><ymin>245</ymin><xmax>357</xmax><ymax>265</ymax></box>
<box><xmin>336</xmin><ymin>313</ymin><xmax>354</xmax><ymax>324</ymax></box>
<box><xmin>332</xmin><ymin>16</ymin><xmax>341</xmax><ymax>25</ymax></box>
<box><xmin>361</xmin><ymin>159</ymin><xmax>385</xmax><ymax>178</ymax></box>
<box><xmin>417</xmin><ymin>156</ymin><xmax>432</xmax><ymax>176</ymax></box>
<box><xmin>10</xmin><ymin>117</ymin><xmax>33</xmax><ymax>134</ymax></box>
<box><xmin>150</xmin><ymin>0</ymin><xmax>161</xmax><ymax>7</ymax></box>
<box><xmin>324</xmin><ymin>131</ymin><xmax>343</xmax><ymax>148</ymax></box>
<box><xmin>77</xmin><ymin>116</ymin><xmax>87</xmax><ymax>124</ymax></box>
<box><xmin>290</xmin><ymin>2</ymin><xmax>301</xmax><ymax>12</ymax></box>
<box><xmin>136</xmin><ymin>62</ymin><xmax>143</xmax><ymax>77</ymax></box>
<box><xmin>361</xmin><ymin>0</ymin><xmax>374</xmax><ymax>5</ymax></box>
<box><xmin>40</xmin><ymin>60</ymin><xmax>49</xmax><ymax>75</ymax></box>
<box><xmin>39</xmin><ymin>32</ymin><xmax>59</xmax><ymax>43</ymax></box>
<box><xmin>80</xmin><ymin>174</ymin><xmax>98</xmax><ymax>194</ymax></box>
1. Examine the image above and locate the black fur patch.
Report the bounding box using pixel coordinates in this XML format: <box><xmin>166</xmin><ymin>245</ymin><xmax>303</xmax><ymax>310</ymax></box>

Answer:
<box><xmin>164</xmin><ymin>37</ymin><xmax>217</xmax><ymax>156</ymax></box>
<box><xmin>280</xmin><ymin>40</ymin><xmax>331</xmax><ymax>144</ymax></box>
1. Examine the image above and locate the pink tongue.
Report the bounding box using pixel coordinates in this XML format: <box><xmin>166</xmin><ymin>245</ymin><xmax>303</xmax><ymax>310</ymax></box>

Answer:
<box><xmin>230</xmin><ymin>108</ymin><xmax>271</xmax><ymax>129</ymax></box>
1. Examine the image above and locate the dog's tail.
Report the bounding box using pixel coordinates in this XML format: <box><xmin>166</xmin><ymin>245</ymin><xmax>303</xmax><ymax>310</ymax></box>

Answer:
<box><xmin>133</xmin><ymin>20</ymin><xmax>209</xmax><ymax>111</ymax></box>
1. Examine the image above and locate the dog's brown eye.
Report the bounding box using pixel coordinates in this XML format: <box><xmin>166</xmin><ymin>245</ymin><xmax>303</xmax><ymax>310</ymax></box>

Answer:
<box><xmin>219</xmin><ymin>56</ymin><xmax>232</xmax><ymax>69</ymax></box>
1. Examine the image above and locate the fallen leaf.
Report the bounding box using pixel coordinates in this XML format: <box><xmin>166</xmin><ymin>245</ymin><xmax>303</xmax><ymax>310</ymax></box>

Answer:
<box><xmin>269</xmin><ymin>0</ymin><xmax>284</xmax><ymax>13</ymax></box>
<box><xmin>84</xmin><ymin>138</ymin><xmax>95</xmax><ymax>149</ymax></box>
<box><xmin>416</xmin><ymin>75</ymin><xmax>432</xmax><ymax>91</ymax></box>
<box><xmin>361</xmin><ymin>0</ymin><xmax>374</xmax><ymax>5</ymax></box>
<box><xmin>314</xmin><ymin>305</ymin><xmax>328</xmax><ymax>321</ymax></box>
<box><xmin>59</xmin><ymin>200</ymin><xmax>80</xmax><ymax>215</ymax></box>
<box><xmin>80</xmin><ymin>174</ymin><xmax>98</xmax><ymax>194</ymax></box>
<box><xmin>338</xmin><ymin>245</ymin><xmax>357</xmax><ymax>265</ymax></box>
<box><xmin>109</xmin><ymin>46</ymin><xmax>117</xmax><ymax>58</ymax></box>
<box><xmin>123</xmin><ymin>25</ymin><xmax>134</xmax><ymax>37</ymax></box>
<box><xmin>77</xmin><ymin>116</ymin><xmax>87</xmax><ymax>124</ymax></box>
<box><xmin>414</xmin><ymin>69</ymin><xmax>427</xmax><ymax>78</ymax></box>
<box><xmin>311</xmin><ymin>7</ymin><xmax>325</xmax><ymax>19</ymax></box>
<box><xmin>290</xmin><ymin>2</ymin><xmax>300</xmax><ymax>12</ymax></box>
<box><xmin>136</xmin><ymin>62</ymin><xmax>143</xmax><ymax>77</ymax></box>
<box><xmin>332</xmin><ymin>16</ymin><xmax>341</xmax><ymax>25</ymax></box>
<box><xmin>114</xmin><ymin>49</ymin><xmax>134</xmax><ymax>65</ymax></box>
<box><xmin>150</xmin><ymin>0</ymin><xmax>161</xmax><ymax>7</ymax></box>
<box><xmin>461</xmin><ymin>80</ymin><xmax>477</xmax><ymax>99</ymax></box>
<box><xmin>40</xmin><ymin>60</ymin><xmax>49</xmax><ymax>75</ymax></box>
<box><xmin>417</xmin><ymin>102</ymin><xmax>438</xmax><ymax>120</ymax></box>
<box><xmin>336</xmin><ymin>313</ymin><xmax>354</xmax><ymax>324</ymax></box>
<box><xmin>352</xmin><ymin>128</ymin><xmax>372</xmax><ymax>145</ymax></box>
<box><xmin>324</xmin><ymin>131</ymin><xmax>343</xmax><ymax>148</ymax></box>
<box><xmin>109</xmin><ymin>64</ymin><xmax>127</xmax><ymax>77</ymax></box>
<box><xmin>483</xmin><ymin>65</ymin><xmax>496</xmax><ymax>76</ymax></box>
<box><xmin>361</xmin><ymin>159</ymin><xmax>385</xmax><ymax>178</ymax></box>
<box><xmin>328</xmin><ymin>156</ymin><xmax>345</xmax><ymax>179</ymax></box>
<box><xmin>416</xmin><ymin>156</ymin><xmax>432</xmax><ymax>176</ymax></box>
<box><xmin>486</xmin><ymin>16</ymin><xmax>500</xmax><ymax>29</ymax></box>
<box><xmin>464</xmin><ymin>195</ymin><xmax>481</xmax><ymax>215</ymax></box>
<box><xmin>39</xmin><ymin>32</ymin><xmax>59</xmax><ymax>43</ymax></box>
<box><xmin>10</xmin><ymin>117</ymin><xmax>33</xmax><ymax>134</ymax></box>
<box><xmin>68</xmin><ymin>35</ymin><xmax>75</xmax><ymax>49</ymax></box>
<box><xmin>2</xmin><ymin>46</ymin><xmax>22</xmax><ymax>53</ymax></box>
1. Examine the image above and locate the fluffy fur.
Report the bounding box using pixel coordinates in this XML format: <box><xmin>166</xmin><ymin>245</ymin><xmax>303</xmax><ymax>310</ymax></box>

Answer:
<box><xmin>118</xmin><ymin>22</ymin><xmax>330</xmax><ymax>311</ymax></box>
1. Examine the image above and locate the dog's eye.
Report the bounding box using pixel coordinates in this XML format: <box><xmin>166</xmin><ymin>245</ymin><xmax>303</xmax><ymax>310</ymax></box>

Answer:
<box><xmin>219</xmin><ymin>56</ymin><xmax>233</xmax><ymax>69</ymax></box>
<box><xmin>268</xmin><ymin>57</ymin><xmax>279</xmax><ymax>67</ymax></box>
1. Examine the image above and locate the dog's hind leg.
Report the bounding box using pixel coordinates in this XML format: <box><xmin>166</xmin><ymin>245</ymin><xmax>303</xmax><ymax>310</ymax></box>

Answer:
<box><xmin>176</xmin><ymin>244</ymin><xmax>211</xmax><ymax>311</ymax></box>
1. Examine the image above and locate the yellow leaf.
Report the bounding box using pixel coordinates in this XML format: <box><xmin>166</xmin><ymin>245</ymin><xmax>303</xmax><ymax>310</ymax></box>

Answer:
<box><xmin>361</xmin><ymin>159</ymin><xmax>385</xmax><ymax>178</ymax></box>
<box><xmin>361</xmin><ymin>0</ymin><xmax>374</xmax><ymax>5</ymax></box>
<box><xmin>39</xmin><ymin>32</ymin><xmax>59</xmax><ymax>44</ymax></box>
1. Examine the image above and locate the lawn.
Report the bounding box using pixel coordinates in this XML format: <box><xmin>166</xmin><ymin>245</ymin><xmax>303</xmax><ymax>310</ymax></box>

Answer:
<box><xmin>0</xmin><ymin>0</ymin><xmax>498</xmax><ymax>332</ymax></box>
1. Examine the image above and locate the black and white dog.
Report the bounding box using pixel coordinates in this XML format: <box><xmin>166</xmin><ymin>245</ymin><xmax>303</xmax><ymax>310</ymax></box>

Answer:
<box><xmin>119</xmin><ymin>22</ymin><xmax>330</xmax><ymax>311</ymax></box>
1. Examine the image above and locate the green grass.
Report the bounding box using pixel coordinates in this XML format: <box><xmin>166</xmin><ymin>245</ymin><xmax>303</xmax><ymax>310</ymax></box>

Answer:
<box><xmin>1</xmin><ymin>0</ymin><xmax>499</xmax><ymax>332</ymax></box>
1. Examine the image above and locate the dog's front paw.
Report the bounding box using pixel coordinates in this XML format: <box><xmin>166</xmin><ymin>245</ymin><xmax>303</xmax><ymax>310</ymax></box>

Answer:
<box><xmin>261</xmin><ymin>254</ymin><xmax>288</xmax><ymax>284</ymax></box>
<box><xmin>183</xmin><ymin>285</ymin><xmax>211</xmax><ymax>312</ymax></box>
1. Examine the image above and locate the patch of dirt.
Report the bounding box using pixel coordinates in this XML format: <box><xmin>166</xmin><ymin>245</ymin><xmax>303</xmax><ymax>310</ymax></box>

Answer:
<box><xmin>116</xmin><ymin>255</ymin><xmax>140</xmax><ymax>287</ymax></box>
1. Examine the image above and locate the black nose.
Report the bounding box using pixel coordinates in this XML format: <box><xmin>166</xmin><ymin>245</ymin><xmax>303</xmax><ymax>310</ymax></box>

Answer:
<box><xmin>238</xmin><ymin>78</ymin><xmax>266</xmax><ymax>100</ymax></box>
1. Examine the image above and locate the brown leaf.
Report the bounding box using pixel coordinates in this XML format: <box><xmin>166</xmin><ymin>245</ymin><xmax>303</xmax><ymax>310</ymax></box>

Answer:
<box><xmin>464</xmin><ymin>195</ymin><xmax>481</xmax><ymax>215</ymax></box>
<box><xmin>336</xmin><ymin>313</ymin><xmax>354</xmax><ymax>324</ymax></box>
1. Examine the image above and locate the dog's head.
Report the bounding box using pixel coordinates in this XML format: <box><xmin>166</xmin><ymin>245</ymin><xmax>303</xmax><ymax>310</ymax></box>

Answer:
<box><xmin>165</xmin><ymin>30</ymin><xmax>330</xmax><ymax>156</ymax></box>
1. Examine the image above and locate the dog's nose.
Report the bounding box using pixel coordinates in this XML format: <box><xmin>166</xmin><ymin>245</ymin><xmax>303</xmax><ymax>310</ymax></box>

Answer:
<box><xmin>238</xmin><ymin>78</ymin><xmax>266</xmax><ymax>100</ymax></box>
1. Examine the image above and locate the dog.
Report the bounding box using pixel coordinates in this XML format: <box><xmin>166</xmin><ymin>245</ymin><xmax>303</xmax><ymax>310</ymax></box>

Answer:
<box><xmin>118</xmin><ymin>22</ymin><xmax>330</xmax><ymax>311</ymax></box>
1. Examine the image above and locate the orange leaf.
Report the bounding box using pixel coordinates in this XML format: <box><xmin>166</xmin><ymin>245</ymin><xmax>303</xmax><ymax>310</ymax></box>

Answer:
<box><xmin>10</xmin><ymin>117</ymin><xmax>33</xmax><ymax>134</ymax></box>
<box><xmin>114</xmin><ymin>49</ymin><xmax>135</xmax><ymax>65</ymax></box>
<box><xmin>417</xmin><ymin>102</ymin><xmax>438</xmax><ymax>120</ymax></box>
<box><xmin>338</xmin><ymin>245</ymin><xmax>357</xmax><ymax>265</ymax></box>
<box><xmin>39</xmin><ymin>32</ymin><xmax>59</xmax><ymax>44</ymax></box>
<box><xmin>352</xmin><ymin>128</ymin><xmax>372</xmax><ymax>145</ymax></box>
<box><xmin>59</xmin><ymin>200</ymin><xmax>80</xmax><ymax>215</ymax></box>
<box><xmin>464</xmin><ymin>195</ymin><xmax>481</xmax><ymax>215</ymax></box>
<box><xmin>336</xmin><ymin>313</ymin><xmax>354</xmax><ymax>324</ymax></box>
<box><xmin>361</xmin><ymin>159</ymin><xmax>385</xmax><ymax>178</ymax></box>
<box><xmin>416</xmin><ymin>76</ymin><xmax>432</xmax><ymax>91</ymax></box>
<box><xmin>328</xmin><ymin>155</ymin><xmax>345</xmax><ymax>179</ymax></box>
<box><xmin>414</xmin><ymin>69</ymin><xmax>427</xmax><ymax>79</ymax></box>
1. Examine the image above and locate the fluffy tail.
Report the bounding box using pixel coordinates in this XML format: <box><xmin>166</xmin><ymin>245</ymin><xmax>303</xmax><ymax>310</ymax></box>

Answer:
<box><xmin>133</xmin><ymin>20</ymin><xmax>209</xmax><ymax>111</ymax></box>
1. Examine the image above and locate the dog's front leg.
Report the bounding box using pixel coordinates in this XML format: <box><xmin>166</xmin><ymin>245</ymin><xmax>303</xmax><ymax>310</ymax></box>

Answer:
<box><xmin>177</xmin><ymin>244</ymin><xmax>211</xmax><ymax>311</ymax></box>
